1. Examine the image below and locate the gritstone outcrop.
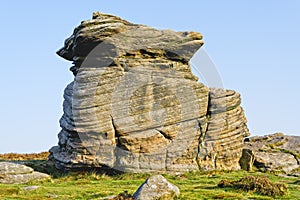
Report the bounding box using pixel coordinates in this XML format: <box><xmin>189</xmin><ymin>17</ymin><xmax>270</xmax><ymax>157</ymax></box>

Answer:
<box><xmin>49</xmin><ymin>12</ymin><xmax>250</xmax><ymax>172</ymax></box>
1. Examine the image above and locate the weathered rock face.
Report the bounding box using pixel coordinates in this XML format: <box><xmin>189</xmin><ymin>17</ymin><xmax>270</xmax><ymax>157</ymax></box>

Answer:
<box><xmin>0</xmin><ymin>162</ymin><xmax>50</xmax><ymax>184</ymax></box>
<box><xmin>241</xmin><ymin>133</ymin><xmax>300</xmax><ymax>173</ymax></box>
<box><xmin>198</xmin><ymin>88</ymin><xmax>249</xmax><ymax>170</ymax></box>
<box><xmin>49</xmin><ymin>12</ymin><xmax>250</xmax><ymax>172</ymax></box>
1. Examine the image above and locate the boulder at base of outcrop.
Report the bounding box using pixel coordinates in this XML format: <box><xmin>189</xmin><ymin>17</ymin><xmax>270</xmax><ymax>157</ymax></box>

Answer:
<box><xmin>133</xmin><ymin>175</ymin><xmax>180</xmax><ymax>200</ymax></box>
<box><xmin>240</xmin><ymin>133</ymin><xmax>300</xmax><ymax>173</ymax></box>
<box><xmin>0</xmin><ymin>162</ymin><xmax>50</xmax><ymax>184</ymax></box>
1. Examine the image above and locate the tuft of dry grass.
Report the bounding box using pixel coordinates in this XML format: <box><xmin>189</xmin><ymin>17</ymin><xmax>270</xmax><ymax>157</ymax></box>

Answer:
<box><xmin>0</xmin><ymin>152</ymin><xmax>49</xmax><ymax>161</ymax></box>
<box><xmin>111</xmin><ymin>191</ymin><xmax>134</xmax><ymax>200</ymax></box>
<box><xmin>218</xmin><ymin>175</ymin><xmax>288</xmax><ymax>196</ymax></box>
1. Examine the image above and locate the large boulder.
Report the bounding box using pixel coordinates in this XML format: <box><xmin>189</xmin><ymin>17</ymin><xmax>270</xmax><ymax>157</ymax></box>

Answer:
<box><xmin>241</xmin><ymin>133</ymin><xmax>300</xmax><ymax>173</ymax></box>
<box><xmin>49</xmin><ymin>12</ymin><xmax>249</xmax><ymax>172</ymax></box>
<box><xmin>0</xmin><ymin>162</ymin><xmax>50</xmax><ymax>184</ymax></box>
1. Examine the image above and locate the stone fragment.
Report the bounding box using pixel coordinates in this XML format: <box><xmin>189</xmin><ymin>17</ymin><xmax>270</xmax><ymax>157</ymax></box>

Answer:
<box><xmin>21</xmin><ymin>186</ymin><xmax>40</xmax><ymax>191</ymax></box>
<box><xmin>239</xmin><ymin>149</ymin><xmax>255</xmax><ymax>171</ymax></box>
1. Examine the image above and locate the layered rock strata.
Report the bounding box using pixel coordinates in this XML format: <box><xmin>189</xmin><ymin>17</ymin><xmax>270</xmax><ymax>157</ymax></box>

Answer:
<box><xmin>49</xmin><ymin>12</ymin><xmax>250</xmax><ymax>172</ymax></box>
<box><xmin>198</xmin><ymin>88</ymin><xmax>249</xmax><ymax>170</ymax></box>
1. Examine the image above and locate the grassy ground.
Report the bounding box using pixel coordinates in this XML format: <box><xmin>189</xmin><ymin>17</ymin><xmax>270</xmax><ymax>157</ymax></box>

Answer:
<box><xmin>0</xmin><ymin>152</ymin><xmax>49</xmax><ymax>161</ymax></box>
<box><xmin>0</xmin><ymin>153</ymin><xmax>300</xmax><ymax>199</ymax></box>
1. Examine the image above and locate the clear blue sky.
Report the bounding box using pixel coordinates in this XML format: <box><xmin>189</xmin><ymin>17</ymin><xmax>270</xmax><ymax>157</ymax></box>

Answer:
<box><xmin>0</xmin><ymin>1</ymin><xmax>299</xmax><ymax>153</ymax></box>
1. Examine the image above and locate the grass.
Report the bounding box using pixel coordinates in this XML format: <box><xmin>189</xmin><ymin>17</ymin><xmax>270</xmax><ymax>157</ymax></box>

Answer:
<box><xmin>1</xmin><ymin>168</ymin><xmax>300</xmax><ymax>199</ymax></box>
<box><xmin>1</xmin><ymin>154</ymin><xmax>300</xmax><ymax>199</ymax></box>
<box><xmin>218</xmin><ymin>176</ymin><xmax>287</xmax><ymax>196</ymax></box>
<box><xmin>0</xmin><ymin>152</ymin><xmax>49</xmax><ymax>161</ymax></box>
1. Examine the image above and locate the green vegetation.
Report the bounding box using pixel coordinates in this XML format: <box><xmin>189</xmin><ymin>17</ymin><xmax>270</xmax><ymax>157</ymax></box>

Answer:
<box><xmin>1</xmin><ymin>162</ymin><xmax>300</xmax><ymax>200</ymax></box>
<box><xmin>1</xmin><ymin>154</ymin><xmax>299</xmax><ymax>200</ymax></box>
<box><xmin>267</xmin><ymin>139</ymin><xmax>288</xmax><ymax>149</ymax></box>
<box><xmin>291</xmin><ymin>167</ymin><xmax>300</xmax><ymax>173</ymax></box>
<box><xmin>277</xmin><ymin>148</ymin><xmax>300</xmax><ymax>161</ymax></box>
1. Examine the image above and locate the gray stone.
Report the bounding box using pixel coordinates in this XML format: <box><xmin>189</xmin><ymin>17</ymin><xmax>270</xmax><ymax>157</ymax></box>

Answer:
<box><xmin>255</xmin><ymin>151</ymin><xmax>298</xmax><ymax>172</ymax></box>
<box><xmin>101</xmin><ymin>195</ymin><xmax>116</xmax><ymax>200</ymax></box>
<box><xmin>133</xmin><ymin>175</ymin><xmax>180</xmax><ymax>200</ymax></box>
<box><xmin>0</xmin><ymin>162</ymin><xmax>33</xmax><ymax>175</ymax></box>
<box><xmin>46</xmin><ymin>194</ymin><xmax>59</xmax><ymax>198</ymax></box>
<box><xmin>21</xmin><ymin>186</ymin><xmax>40</xmax><ymax>191</ymax></box>
<box><xmin>49</xmin><ymin>12</ymin><xmax>250</xmax><ymax>172</ymax></box>
<box><xmin>242</xmin><ymin>133</ymin><xmax>300</xmax><ymax>173</ymax></box>
<box><xmin>0</xmin><ymin>162</ymin><xmax>50</xmax><ymax>184</ymax></box>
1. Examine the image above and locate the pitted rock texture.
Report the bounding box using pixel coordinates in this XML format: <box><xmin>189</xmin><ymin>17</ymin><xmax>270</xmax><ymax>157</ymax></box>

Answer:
<box><xmin>241</xmin><ymin>133</ymin><xmax>300</xmax><ymax>173</ymax></box>
<box><xmin>49</xmin><ymin>12</ymin><xmax>250</xmax><ymax>172</ymax></box>
<box><xmin>0</xmin><ymin>162</ymin><xmax>50</xmax><ymax>184</ymax></box>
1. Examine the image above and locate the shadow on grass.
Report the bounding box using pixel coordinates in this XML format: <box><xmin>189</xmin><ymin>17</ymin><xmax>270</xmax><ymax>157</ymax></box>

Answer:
<box><xmin>10</xmin><ymin>159</ymin><xmax>152</xmax><ymax>182</ymax></box>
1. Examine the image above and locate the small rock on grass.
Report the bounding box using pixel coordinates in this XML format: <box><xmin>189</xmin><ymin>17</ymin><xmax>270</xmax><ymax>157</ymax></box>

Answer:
<box><xmin>21</xmin><ymin>186</ymin><xmax>40</xmax><ymax>191</ymax></box>
<box><xmin>133</xmin><ymin>175</ymin><xmax>180</xmax><ymax>200</ymax></box>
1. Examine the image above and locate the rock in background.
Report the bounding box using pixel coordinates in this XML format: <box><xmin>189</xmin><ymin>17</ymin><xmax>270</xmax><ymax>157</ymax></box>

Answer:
<box><xmin>240</xmin><ymin>133</ymin><xmax>300</xmax><ymax>174</ymax></box>
<box><xmin>0</xmin><ymin>162</ymin><xmax>50</xmax><ymax>184</ymax></box>
<box><xmin>49</xmin><ymin>12</ymin><xmax>250</xmax><ymax>172</ymax></box>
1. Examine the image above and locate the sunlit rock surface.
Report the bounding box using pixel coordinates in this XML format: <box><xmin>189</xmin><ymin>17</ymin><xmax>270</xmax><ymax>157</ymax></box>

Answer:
<box><xmin>49</xmin><ymin>12</ymin><xmax>250</xmax><ymax>172</ymax></box>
